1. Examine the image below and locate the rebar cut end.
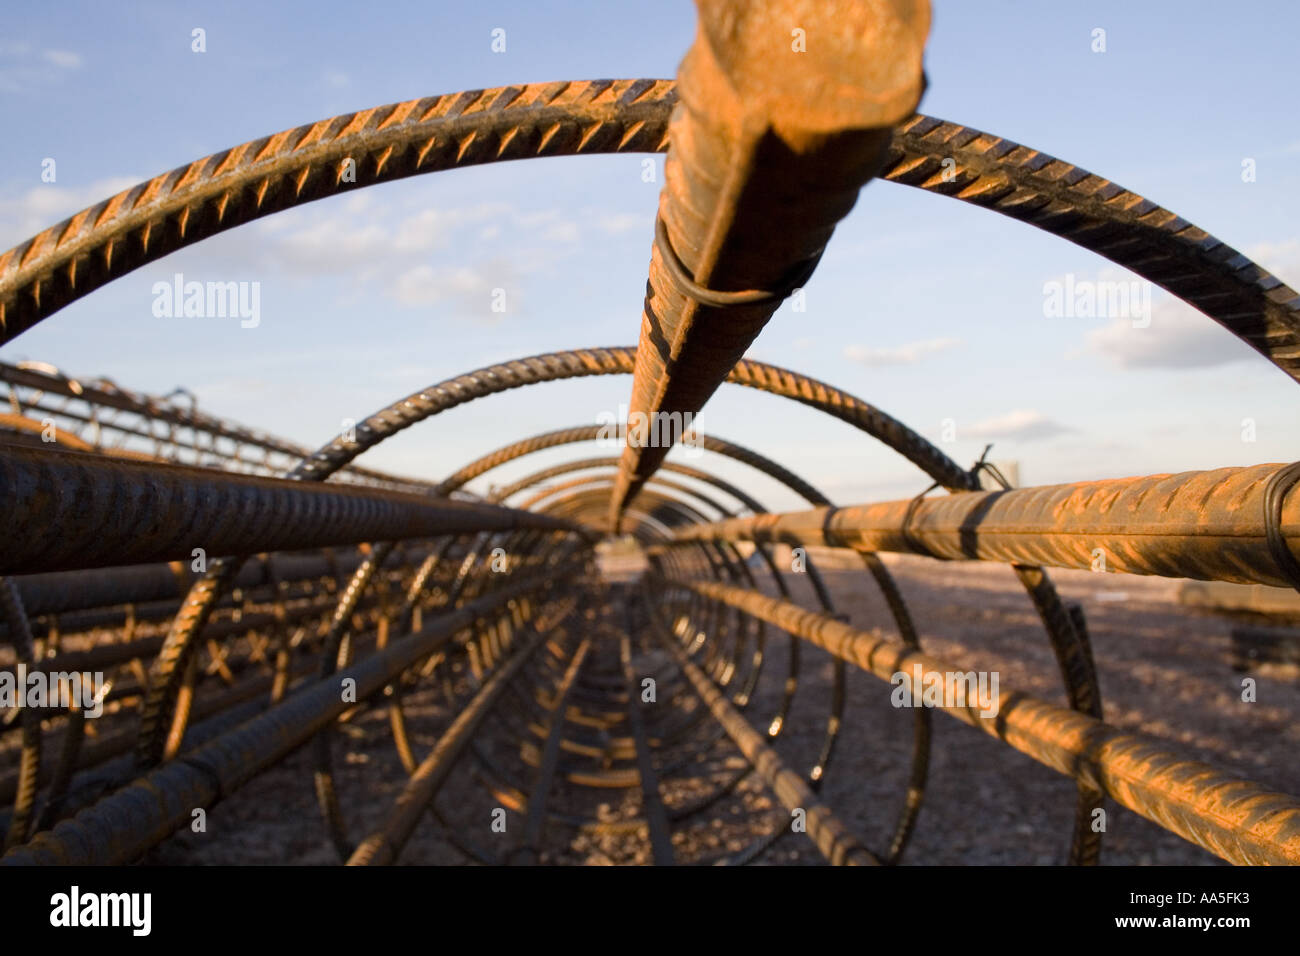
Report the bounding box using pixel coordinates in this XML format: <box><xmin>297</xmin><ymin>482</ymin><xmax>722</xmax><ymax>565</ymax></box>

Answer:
<box><xmin>692</xmin><ymin>0</ymin><xmax>931</xmax><ymax>136</ymax></box>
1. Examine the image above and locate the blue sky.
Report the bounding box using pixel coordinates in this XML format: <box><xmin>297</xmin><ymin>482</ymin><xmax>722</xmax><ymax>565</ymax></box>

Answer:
<box><xmin>2</xmin><ymin>0</ymin><xmax>1297</xmax><ymax>511</ymax></box>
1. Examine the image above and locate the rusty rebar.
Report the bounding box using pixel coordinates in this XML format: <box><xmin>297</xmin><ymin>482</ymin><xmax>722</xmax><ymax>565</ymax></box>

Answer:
<box><xmin>0</xmin><ymin>444</ymin><xmax>588</xmax><ymax>574</ymax></box>
<box><xmin>0</xmin><ymin>567</ymin><xmax>578</xmax><ymax>865</ymax></box>
<box><xmin>1</xmin><ymin>6</ymin><xmax>1297</xmax><ymax>869</ymax></box>
<box><xmin>673</xmin><ymin>463</ymin><xmax>1300</xmax><ymax>587</ymax></box>
<box><xmin>664</xmin><ymin>575</ymin><xmax>1300</xmax><ymax>866</ymax></box>
<box><xmin>608</xmin><ymin>1</ymin><xmax>931</xmax><ymax>527</ymax></box>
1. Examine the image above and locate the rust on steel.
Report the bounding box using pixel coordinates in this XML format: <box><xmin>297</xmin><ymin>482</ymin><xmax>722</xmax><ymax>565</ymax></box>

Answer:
<box><xmin>654</xmin><ymin>608</ymin><xmax>879</xmax><ymax>866</ymax></box>
<box><xmin>0</xmin><ymin>81</ymin><xmax>676</xmax><ymax>346</ymax></box>
<box><xmin>0</xmin><ymin>568</ymin><xmax>578</xmax><ymax>866</ymax></box>
<box><xmin>347</xmin><ymin>628</ymin><xmax>552</xmax><ymax>866</ymax></box>
<box><xmin>3</xmin><ymin>0</ymin><xmax>1300</xmax><ymax>870</ymax></box>
<box><xmin>0</xmin><ymin>359</ymin><xmax>431</xmax><ymax>491</ymax></box>
<box><xmin>666</xmin><ymin>576</ymin><xmax>1300</xmax><ymax>866</ymax></box>
<box><xmin>608</xmin><ymin>0</ymin><xmax>931</xmax><ymax>527</ymax></box>
<box><xmin>0</xmin><ymin>444</ymin><xmax>590</xmax><ymax>574</ymax></box>
<box><xmin>672</xmin><ymin>463</ymin><xmax>1300</xmax><ymax>587</ymax></box>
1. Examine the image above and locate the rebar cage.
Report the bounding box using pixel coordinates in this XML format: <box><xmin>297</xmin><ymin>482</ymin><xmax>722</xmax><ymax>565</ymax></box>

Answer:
<box><xmin>1</xmin><ymin>1</ymin><xmax>1298</xmax><ymax>866</ymax></box>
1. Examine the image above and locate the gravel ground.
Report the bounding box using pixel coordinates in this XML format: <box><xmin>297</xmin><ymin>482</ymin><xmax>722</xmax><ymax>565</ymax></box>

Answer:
<box><xmin>141</xmin><ymin>555</ymin><xmax>1300</xmax><ymax>866</ymax></box>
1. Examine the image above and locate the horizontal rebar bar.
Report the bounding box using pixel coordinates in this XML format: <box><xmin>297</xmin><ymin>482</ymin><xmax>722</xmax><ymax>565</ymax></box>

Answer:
<box><xmin>653</xmin><ymin>612</ymin><xmax>879</xmax><ymax>866</ymax></box>
<box><xmin>0</xmin><ymin>445</ymin><xmax>590</xmax><ymax>574</ymax></box>
<box><xmin>671</xmin><ymin>463</ymin><xmax>1300</xmax><ymax>587</ymax></box>
<box><xmin>664</xmin><ymin>575</ymin><xmax>1300</xmax><ymax>865</ymax></box>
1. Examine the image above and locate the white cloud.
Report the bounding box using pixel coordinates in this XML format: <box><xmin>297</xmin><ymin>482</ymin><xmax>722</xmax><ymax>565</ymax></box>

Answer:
<box><xmin>598</xmin><ymin>213</ymin><xmax>644</xmax><ymax>235</ymax></box>
<box><xmin>111</xmin><ymin>197</ymin><xmax>548</xmax><ymax>322</ymax></box>
<box><xmin>0</xmin><ymin>44</ymin><xmax>83</xmax><ymax>91</ymax></box>
<box><xmin>390</xmin><ymin>259</ymin><xmax>521</xmax><ymax>320</ymax></box>
<box><xmin>1083</xmin><ymin>296</ymin><xmax>1251</xmax><ymax>369</ymax></box>
<box><xmin>541</xmin><ymin>220</ymin><xmax>580</xmax><ymax>243</ymax></box>
<box><xmin>43</xmin><ymin>49</ymin><xmax>81</xmax><ymax>69</ymax></box>
<box><xmin>966</xmin><ymin>409</ymin><xmax>1073</xmax><ymax>442</ymax></box>
<box><xmin>844</xmin><ymin>336</ymin><xmax>961</xmax><ymax>367</ymax></box>
<box><xmin>389</xmin><ymin>204</ymin><xmax>509</xmax><ymax>253</ymax></box>
<box><xmin>393</xmin><ymin>264</ymin><xmax>490</xmax><ymax>306</ymax></box>
<box><xmin>224</xmin><ymin>200</ymin><xmax>555</xmax><ymax>282</ymax></box>
<box><xmin>272</xmin><ymin>218</ymin><xmax>392</xmax><ymax>270</ymax></box>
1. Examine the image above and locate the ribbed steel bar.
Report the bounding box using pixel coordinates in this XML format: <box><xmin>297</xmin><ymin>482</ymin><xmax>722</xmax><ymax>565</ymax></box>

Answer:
<box><xmin>287</xmin><ymin>346</ymin><xmax>968</xmax><ymax>493</ymax></box>
<box><xmin>491</xmin><ymin>455</ymin><xmax>768</xmax><ymax>516</ymax></box>
<box><xmin>436</xmin><ymin>423</ymin><xmax>827</xmax><ymax>509</ymax></box>
<box><xmin>519</xmin><ymin>473</ymin><xmax>729</xmax><ymax>518</ymax></box>
<box><xmin>0</xmin><ymin>360</ymin><xmax>429</xmax><ymax>490</ymax></box>
<box><xmin>618</xmin><ymin>631</ymin><xmax>675</xmax><ymax>865</ymax></box>
<box><xmin>653</xmin><ymin>605</ymin><xmax>878</xmax><ymax>867</ymax></box>
<box><xmin>0</xmin><ymin>666</ymin><xmax>314</xmax><ymax>837</ymax></box>
<box><xmin>662</xmin><ymin>575</ymin><xmax>1300</xmax><ymax>866</ymax></box>
<box><xmin>0</xmin><ymin>82</ymin><xmax>674</xmax><ymax>345</ymax></box>
<box><xmin>544</xmin><ymin>481</ymin><xmax>831</xmax><ymax>727</ymax></box>
<box><xmin>0</xmin><ymin>567</ymin><xmax>578</xmax><ymax>865</ymax></box>
<box><xmin>5</xmin><ymin>549</ymin><xmax>385</xmax><ymax>621</ymax></box>
<box><xmin>0</xmin><ymin>654</ymin><xmax>319</xmax><ymax>808</ymax></box>
<box><xmin>347</xmin><ymin>627</ymin><xmax>550</xmax><ymax>866</ymax></box>
<box><xmin>0</xmin><ymin>445</ymin><xmax>588</xmax><ymax>574</ymax></box>
<box><xmin>673</xmin><ymin>463</ymin><xmax>1300</xmax><ymax>587</ymax></box>
<box><xmin>1</xmin><ymin>79</ymin><xmax>1294</xmax><ymax>382</ymax></box>
<box><xmin>515</xmin><ymin>637</ymin><xmax>592</xmax><ymax>864</ymax></box>
<box><xmin>0</xmin><ymin>587</ymin><xmax>372</xmax><ymax>695</ymax></box>
<box><xmin>33</xmin><ymin>342</ymin><xmax>955</xmax><ymax>508</ymax></box>
<box><xmin>608</xmin><ymin>1</ymin><xmax>930</xmax><ymax>526</ymax></box>
<box><xmin>881</xmin><ymin>116</ymin><xmax>1300</xmax><ymax>381</ymax></box>
<box><xmin>524</xmin><ymin>443</ymin><xmax>940</xmax><ymax>860</ymax></box>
